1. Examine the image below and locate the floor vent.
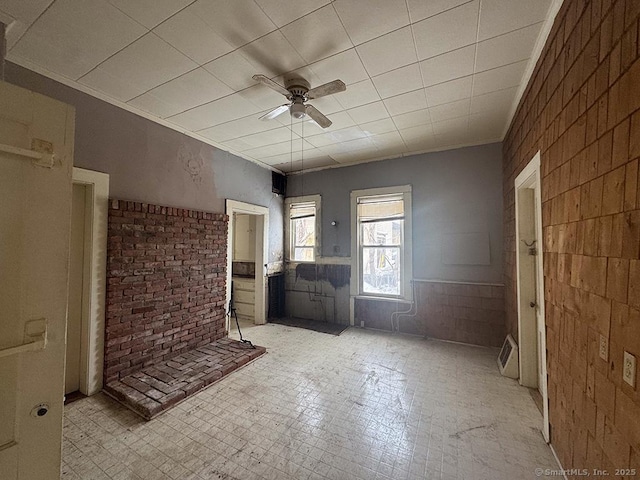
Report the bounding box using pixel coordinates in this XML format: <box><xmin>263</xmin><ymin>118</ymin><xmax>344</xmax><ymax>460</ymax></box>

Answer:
<box><xmin>498</xmin><ymin>334</ymin><xmax>519</xmax><ymax>379</ymax></box>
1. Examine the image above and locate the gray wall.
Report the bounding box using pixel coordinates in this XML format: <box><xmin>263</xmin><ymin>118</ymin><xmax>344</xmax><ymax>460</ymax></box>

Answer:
<box><xmin>6</xmin><ymin>62</ymin><xmax>283</xmax><ymax>265</ymax></box>
<box><xmin>287</xmin><ymin>143</ymin><xmax>503</xmax><ymax>283</ymax></box>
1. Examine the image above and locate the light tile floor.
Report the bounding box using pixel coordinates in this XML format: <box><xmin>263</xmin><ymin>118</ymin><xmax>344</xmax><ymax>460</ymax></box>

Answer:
<box><xmin>61</xmin><ymin>322</ymin><xmax>558</xmax><ymax>480</ymax></box>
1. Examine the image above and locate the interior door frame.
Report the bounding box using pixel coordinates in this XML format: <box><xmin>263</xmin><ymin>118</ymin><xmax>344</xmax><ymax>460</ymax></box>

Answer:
<box><xmin>225</xmin><ymin>200</ymin><xmax>269</xmax><ymax>330</ymax></box>
<box><xmin>71</xmin><ymin>167</ymin><xmax>109</xmax><ymax>396</ymax></box>
<box><xmin>514</xmin><ymin>151</ymin><xmax>549</xmax><ymax>442</ymax></box>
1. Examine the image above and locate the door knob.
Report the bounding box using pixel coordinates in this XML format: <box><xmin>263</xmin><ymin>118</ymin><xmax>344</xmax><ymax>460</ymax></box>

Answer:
<box><xmin>529</xmin><ymin>301</ymin><xmax>536</xmax><ymax>308</ymax></box>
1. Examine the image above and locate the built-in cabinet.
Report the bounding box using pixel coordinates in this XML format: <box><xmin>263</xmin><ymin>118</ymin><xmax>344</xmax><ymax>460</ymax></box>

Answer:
<box><xmin>233</xmin><ymin>277</ymin><xmax>255</xmax><ymax>320</ymax></box>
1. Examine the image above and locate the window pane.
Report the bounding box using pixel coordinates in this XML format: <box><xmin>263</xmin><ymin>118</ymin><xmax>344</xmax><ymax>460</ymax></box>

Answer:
<box><xmin>362</xmin><ymin>247</ymin><xmax>401</xmax><ymax>295</ymax></box>
<box><xmin>361</xmin><ymin>219</ymin><xmax>403</xmax><ymax>246</ymax></box>
<box><xmin>293</xmin><ymin>247</ymin><xmax>314</xmax><ymax>262</ymax></box>
<box><xmin>292</xmin><ymin>217</ymin><xmax>315</xmax><ymax>247</ymax></box>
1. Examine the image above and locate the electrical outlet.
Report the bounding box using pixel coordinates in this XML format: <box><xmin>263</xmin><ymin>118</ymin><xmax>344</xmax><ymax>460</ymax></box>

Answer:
<box><xmin>623</xmin><ymin>351</ymin><xmax>636</xmax><ymax>388</ymax></box>
<box><xmin>599</xmin><ymin>335</ymin><xmax>608</xmax><ymax>361</ymax></box>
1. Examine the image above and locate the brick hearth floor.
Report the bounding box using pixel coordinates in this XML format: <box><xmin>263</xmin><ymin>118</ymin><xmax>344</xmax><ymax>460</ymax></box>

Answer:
<box><xmin>62</xmin><ymin>321</ymin><xmax>558</xmax><ymax>479</ymax></box>
<box><xmin>104</xmin><ymin>338</ymin><xmax>266</xmax><ymax>419</ymax></box>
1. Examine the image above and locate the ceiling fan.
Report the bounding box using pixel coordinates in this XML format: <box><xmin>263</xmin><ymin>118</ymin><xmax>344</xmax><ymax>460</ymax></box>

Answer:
<box><xmin>252</xmin><ymin>74</ymin><xmax>346</xmax><ymax>128</ymax></box>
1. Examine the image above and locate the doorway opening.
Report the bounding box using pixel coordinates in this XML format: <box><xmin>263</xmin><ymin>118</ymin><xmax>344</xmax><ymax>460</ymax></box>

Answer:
<box><xmin>514</xmin><ymin>151</ymin><xmax>549</xmax><ymax>442</ymax></box>
<box><xmin>225</xmin><ymin>200</ymin><xmax>269</xmax><ymax>333</ymax></box>
<box><xmin>65</xmin><ymin>167</ymin><xmax>109</xmax><ymax>398</ymax></box>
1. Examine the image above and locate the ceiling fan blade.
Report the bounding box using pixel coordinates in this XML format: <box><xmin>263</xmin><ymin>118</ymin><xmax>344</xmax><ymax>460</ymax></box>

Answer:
<box><xmin>252</xmin><ymin>74</ymin><xmax>290</xmax><ymax>97</ymax></box>
<box><xmin>305</xmin><ymin>105</ymin><xmax>332</xmax><ymax>128</ymax></box>
<box><xmin>258</xmin><ymin>104</ymin><xmax>290</xmax><ymax>121</ymax></box>
<box><xmin>307</xmin><ymin>79</ymin><xmax>346</xmax><ymax>99</ymax></box>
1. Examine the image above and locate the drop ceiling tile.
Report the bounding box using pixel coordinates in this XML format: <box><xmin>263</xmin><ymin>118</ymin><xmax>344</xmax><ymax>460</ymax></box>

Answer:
<box><xmin>419</xmin><ymin>45</ymin><xmax>475</xmax><ymax>87</ymax></box>
<box><xmin>372</xmin><ymin>64</ymin><xmax>423</xmax><ymax>99</ymax></box>
<box><xmin>399</xmin><ymin>124</ymin><xmax>434</xmax><ymax>140</ymax></box>
<box><xmin>153</xmin><ymin>7</ymin><xmax>235</xmax><ymax>64</ymax></box>
<box><xmin>255</xmin><ymin>0</ymin><xmax>330</xmax><ymax>27</ymax></box>
<box><xmin>243</xmin><ymin>139</ymin><xmax>314</xmax><ymax>158</ymax></box>
<box><xmin>360</xmin><ymin>118</ymin><xmax>398</xmax><ymax>135</ymax></box>
<box><xmin>108</xmin><ymin>0</ymin><xmax>192</xmax><ymax>29</ymax></box>
<box><xmin>425</xmin><ymin>76</ymin><xmax>472</xmax><ymax>107</ymax></box>
<box><xmin>309</xmin><ymin>49</ymin><xmax>368</xmax><ymax>85</ymax></box>
<box><xmin>319</xmin><ymin>137</ymin><xmax>375</xmax><ymax>155</ymax></box>
<box><xmin>431</xmin><ymin>116</ymin><xmax>468</xmax><ymax>135</ymax></box>
<box><xmin>199</xmin><ymin>115</ymin><xmax>279</xmax><ymax>142</ymax></box>
<box><xmin>333</xmin><ymin>79</ymin><xmax>381</xmax><ymax>109</ymax></box>
<box><xmin>281</xmin><ymin>5</ymin><xmax>353</xmax><ymax>63</ymax></box>
<box><xmin>472</xmin><ymin>60</ymin><xmax>527</xmax><ymax>96</ymax></box>
<box><xmin>468</xmin><ymin>112</ymin><xmax>506</xmax><ymax>139</ymax></box>
<box><xmin>220</xmin><ymin>137</ymin><xmax>257</xmax><ymax>152</ymax></box>
<box><xmin>370</xmin><ymin>131</ymin><xmax>406</xmax><ymax>149</ymax></box>
<box><xmin>239</xmin><ymin>30</ymin><xmax>306</xmax><ymax>76</ymax></box>
<box><xmin>348</xmin><ymin>101</ymin><xmax>389</xmax><ymax>124</ymax></box>
<box><xmin>412</xmin><ymin>1</ymin><xmax>479</xmax><ymax>60</ymax></box>
<box><xmin>126</xmin><ymin>92</ymin><xmax>178</xmax><ymax>119</ymax></box>
<box><xmin>324</xmin><ymin>126</ymin><xmax>369</xmax><ymax>142</ymax></box>
<box><xmin>383</xmin><ymin>89</ymin><xmax>428</xmax><ymax>116</ymax></box>
<box><xmin>242</xmin><ymin>127</ymin><xmax>299</xmax><ymax>148</ymax></box>
<box><xmin>274</xmin><ymin>155</ymin><xmax>337</xmax><ymax>172</ymax></box>
<box><xmin>428</xmin><ymin>98</ymin><xmax>470</xmax><ymax>122</ymax></box>
<box><xmin>238</xmin><ymin>84</ymin><xmax>288</xmax><ymax>111</ymax></box>
<box><xmin>78</xmin><ymin>66</ymin><xmax>142</xmax><ymax>102</ymax></box>
<box><xmin>307</xmin><ymin>95</ymin><xmax>344</xmax><ymax>115</ymax></box>
<box><xmin>406</xmin><ymin>0</ymin><xmax>472</xmax><ymax>23</ymax></box>
<box><xmin>356</xmin><ymin>26</ymin><xmax>418</xmax><ymax>77</ymax></box>
<box><xmin>475</xmin><ymin>23</ymin><xmax>542</xmax><ymax>72</ymax></box>
<box><xmin>393</xmin><ymin>108</ymin><xmax>432</xmax><ymax>130</ymax></box>
<box><xmin>478</xmin><ymin>0</ymin><xmax>552</xmax><ymax>41</ymax></box>
<box><xmin>333</xmin><ymin>0</ymin><xmax>409</xmax><ymax>45</ymax></box>
<box><xmin>190</xmin><ymin>0</ymin><xmax>277</xmax><ymax>48</ymax></box>
<box><xmin>0</xmin><ymin>0</ymin><xmax>54</xmax><ymax>25</ymax></box>
<box><xmin>305</xmin><ymin>133</ymin><xmax>340</xmax><ymax>148</ymax></box>
<box><xmin>204</xmin><ymin>51</ymin><xmax>265</xmax><ymax>91</ymax></box>
<box><xmin>128</xmin><ymin>68</ymin><xmax>233</xmax><ymax>118</ymax></box>
<box><xmin>470</xmin><ymin>86</ymin><xmax>517</xmax><ymax>114</ymax></box>
<box><xmin>10</xmin><ymin>0</ymin><xmax>145</xmax><ymax>80</ymax></box>
<box><xmin>265</xmin><ymin>147</ymin><xmax>327</xmax><ymax>164</ymax></box>
<box><xmin>168</xmin><ymin>93</ymin><xmax>260</xmax><ymax>131</ymax></box>
<box><xmin>80</xmin><ymin>33</ymin><xmax>197</xmax><ymax>101</ymax></box>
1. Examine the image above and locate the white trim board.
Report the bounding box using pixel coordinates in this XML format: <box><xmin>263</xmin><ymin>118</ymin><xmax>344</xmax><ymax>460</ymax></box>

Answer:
<box><xmin>71</xmin><ymin>167</ymin><xmax>109</xmax><ymax>396</ymax></box>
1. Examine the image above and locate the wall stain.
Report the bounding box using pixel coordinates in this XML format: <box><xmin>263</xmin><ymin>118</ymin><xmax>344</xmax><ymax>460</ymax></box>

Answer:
<box><xmin>294</xmin><ymin>263</ymin><xmax>350</xmax><ymax>289</ymax></box>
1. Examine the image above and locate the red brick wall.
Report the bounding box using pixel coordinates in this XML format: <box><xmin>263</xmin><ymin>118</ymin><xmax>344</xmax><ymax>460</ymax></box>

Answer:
<box><xmin>355</xmin><ymin>281</ymin><xmax>505</xmax><ymax>347</ymax></box>
<box><xmin>503</xmin><ymin>0</ymin><xmax>640</xmax><ymax>473</ymax></box>
<box><xmin>104</xmin><ymin>200</ymin><xmax>228</xmax><ymax>384</ymax></box>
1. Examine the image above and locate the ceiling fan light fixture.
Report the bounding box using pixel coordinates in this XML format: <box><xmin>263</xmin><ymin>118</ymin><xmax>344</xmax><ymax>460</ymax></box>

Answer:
<box><xmin>290</xmin><ymin>102</ymin><xmax>306</xmax><ymax>119</ymax></box>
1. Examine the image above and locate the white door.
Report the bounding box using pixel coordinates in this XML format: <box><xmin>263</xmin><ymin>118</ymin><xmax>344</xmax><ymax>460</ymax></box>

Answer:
<box><xmin>532</xmin><ymin>187</ymin><xmax>546</xmax><ymax>397</ymax></box>
<box><xmin>0</xmin><ymin>81</ymin><xmax>75</xmax><ymax>479</ymax></box>
<box><xmin>65</xmin><ymin>184</ymin><xmax>87</xmax><ymax>395</ymax></box>
<box><xmin>515</xmin><ymin>152</ymin><xmax>549</xmax><ymax>442</ymax></box>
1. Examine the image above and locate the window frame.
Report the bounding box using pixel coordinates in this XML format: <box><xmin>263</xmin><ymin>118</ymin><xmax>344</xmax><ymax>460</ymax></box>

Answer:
<box><xmin>350</xmin><ymin>185</ymin><xmax>412</xmax><ymax>300</ymax></box>
<box><xmin>284</xmin><ymin>194</ymin><xmax>321</xmax><ymax>263</ymax></box>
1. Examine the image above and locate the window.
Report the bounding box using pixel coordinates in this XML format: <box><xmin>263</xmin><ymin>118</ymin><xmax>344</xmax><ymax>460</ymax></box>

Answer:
<box><xmin>285</xmin><ymin>195</ymin><xmax>320</xmax><ymax>262</ymax></box>
<box><xmin>351</xmin><ymin>186</ymin><xmax>412</xmax><ymax>299</ymax></box>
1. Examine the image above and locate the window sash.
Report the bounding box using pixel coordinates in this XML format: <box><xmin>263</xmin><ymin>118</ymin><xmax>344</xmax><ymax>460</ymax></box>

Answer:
<box><xmin>357</xmin><ymin>195</ymin><xmax>406</xmax><ymax>297</ymax></box>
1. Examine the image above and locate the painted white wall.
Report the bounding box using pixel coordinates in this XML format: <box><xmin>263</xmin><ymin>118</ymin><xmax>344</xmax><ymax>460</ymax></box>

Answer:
<box><xmin>233</xmin><ymin>214</ymin><xmax>256</xmax><ymax>262</ymax></box>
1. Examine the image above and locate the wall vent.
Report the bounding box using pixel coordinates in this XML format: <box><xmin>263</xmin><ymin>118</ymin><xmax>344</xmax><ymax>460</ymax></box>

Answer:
<box><xmin>498</xmin><ymin>334</ymin><xmax>519</xmax><ymax>379</ymax></box>
<box><xmin>272</xmin><ymin>172</ymin><xmax>286</xmax><ymax>196</ymax></box>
